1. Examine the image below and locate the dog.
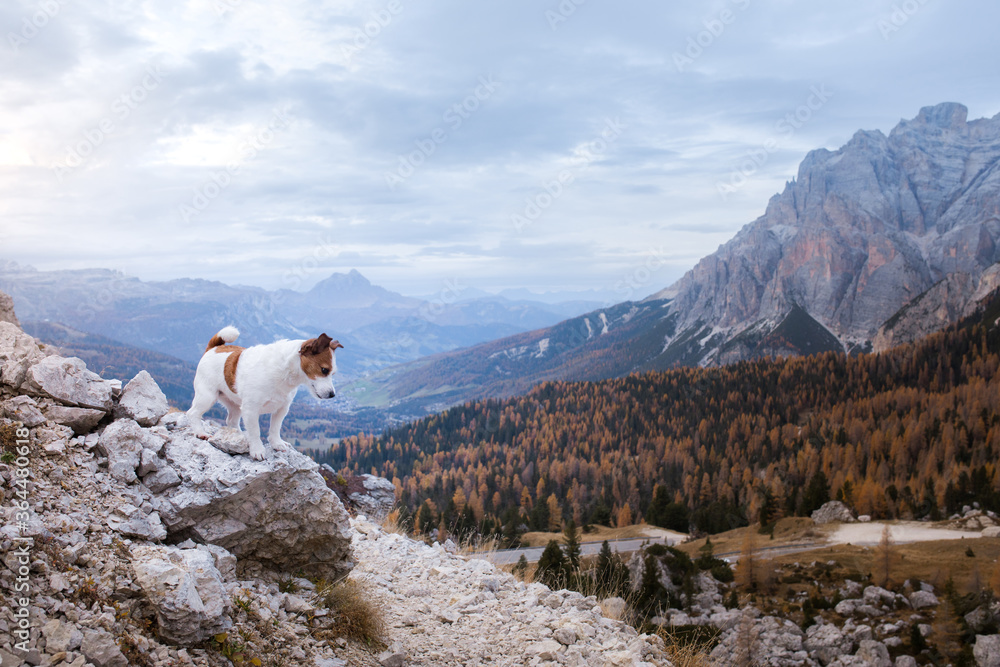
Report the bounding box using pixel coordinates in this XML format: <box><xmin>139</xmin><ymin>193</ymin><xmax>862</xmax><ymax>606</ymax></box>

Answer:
<box><xmin>186</xmin><ymin>326</ymin><xmax>343</xmax><ymax>460</ymax></box>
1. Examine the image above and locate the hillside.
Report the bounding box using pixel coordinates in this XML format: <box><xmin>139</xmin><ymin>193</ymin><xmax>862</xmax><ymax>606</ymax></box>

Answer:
<box><xmin>342</xmin><ymin>103</ymin><xmax>1000</xmax><ymax>416</ymax></box>
<box><xmin>327</xmin><ymin>287</ymin><xmax>1000</xmax><ymax>540</ymax></box>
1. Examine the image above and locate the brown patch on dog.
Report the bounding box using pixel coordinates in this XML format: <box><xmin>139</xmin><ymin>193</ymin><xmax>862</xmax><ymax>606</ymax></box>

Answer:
<box><xmin>205</xmin><ymin>334</ymin><xmax>227</xmax><ymax>352</ymax></box>
<box><xmin>299</xmin><ymin>333</ymin><xmax>340</xmax><ymax>379</ymax></box>
<box><xmin>213</xmin><ymin>345</ymin><xmax>243</xmax><ymax>354</ymax></box>
<box><xmin>223</xmin><ymin>349</ymin><xmax>243</xmax><ymax>393</ymax></box>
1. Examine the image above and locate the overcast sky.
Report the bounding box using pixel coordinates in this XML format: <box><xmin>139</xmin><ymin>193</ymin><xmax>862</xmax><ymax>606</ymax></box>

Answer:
<box><xmin>1</xmin><ymin>0</ymin><xmax>998</xmax><ymax>299</ymax></box>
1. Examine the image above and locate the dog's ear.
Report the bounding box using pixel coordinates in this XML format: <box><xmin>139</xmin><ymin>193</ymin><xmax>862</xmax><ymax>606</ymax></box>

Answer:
<box><xmin>330</xmin><ymin>339</ymin><xmax>344</xmax><ymax>352</ymax></box>
<box><xmin>300</xmin><ymin>333</ymin><xmax>334</xmax><ymax>356</ymax></box>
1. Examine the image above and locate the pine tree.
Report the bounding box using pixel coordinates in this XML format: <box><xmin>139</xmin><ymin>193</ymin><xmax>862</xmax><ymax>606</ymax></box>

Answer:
<box><xmin>872</xmin><ymin>523</ymin><xmax>895</xmax><ymax>588</ymax></box>
<box><xmin>536</xmin><ymin>540</ymin><xmax>568</xmax><ymax>589</ymax></box>
<box><xmin>512</xmin><ymin>554</ymin><xmax>528</xmax><ymax>579</ymax></box>
<box><xmin>563</xmin><ymin>519</ymin><xmax>581</xmax><ymax>571</ymax></box>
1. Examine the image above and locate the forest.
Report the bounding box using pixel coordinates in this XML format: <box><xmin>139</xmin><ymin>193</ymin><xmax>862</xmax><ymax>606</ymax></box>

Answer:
<box><xmin>309</xmin><ymin>291</ymin><xmax>1000</xmax><ymax>543</ymax></box>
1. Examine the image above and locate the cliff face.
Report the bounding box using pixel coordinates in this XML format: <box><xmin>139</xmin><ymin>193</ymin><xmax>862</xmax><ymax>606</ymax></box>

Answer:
<box><xmin>651</xmin><ymin>102</ymin><xmax>1000</xmax><ymax>362</ymax></box>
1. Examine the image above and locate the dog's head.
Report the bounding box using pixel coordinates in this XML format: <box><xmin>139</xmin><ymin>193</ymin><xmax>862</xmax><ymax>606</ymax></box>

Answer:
<box><xmin>299</xmin><ymin>333</ymin><xmax>343</xmax><ymax>400</ymax></box>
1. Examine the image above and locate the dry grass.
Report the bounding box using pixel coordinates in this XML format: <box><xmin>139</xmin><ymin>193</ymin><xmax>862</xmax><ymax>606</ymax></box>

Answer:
<box><xmin>520</xmin><ymin>522</ymin><xmax>682</xmax><ymax>548</ymax></box>
<box><xmin>674</xmin><ymin>517</ymin><xmax>821</xmax><ymax>559</ymax></box>
<box><xmin>315</xmin><ymin>578</ymin><xmax>388</xmax><ymax>647</ymax></box>
<box><xmin>379</xmin><ymin>508</ymin><xmax>409</xmax><ymax>536</ymax></box>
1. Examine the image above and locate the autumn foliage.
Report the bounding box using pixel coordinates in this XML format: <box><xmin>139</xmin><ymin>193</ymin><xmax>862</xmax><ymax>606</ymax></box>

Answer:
<box><xmin>313</xmin><ymin>292</ymin><xmax>1000</xmax><ymax>539</ymax></box>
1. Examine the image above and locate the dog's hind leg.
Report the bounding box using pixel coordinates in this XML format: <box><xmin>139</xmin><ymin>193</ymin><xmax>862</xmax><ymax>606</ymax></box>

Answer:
<box><xmin>219</xmin><ymin>395</ymin><xmax>242</xmax><ymax>430</ymax></box>
<box><xmin>186</xmin><ymin>390</ymin><xmax>218</xmax><ymax>440</ymax></box>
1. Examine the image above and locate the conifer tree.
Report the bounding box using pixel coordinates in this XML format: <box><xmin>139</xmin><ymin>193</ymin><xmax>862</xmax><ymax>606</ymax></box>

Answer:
<box><xmin>563</xmin><ymin>519</ymin><xmax>581</xmax><ymax>571</ymax></box>
<box><xmin>536</xmin><ymin>540</ymin><xmax>568</xmax><ymax>589</ymax></box>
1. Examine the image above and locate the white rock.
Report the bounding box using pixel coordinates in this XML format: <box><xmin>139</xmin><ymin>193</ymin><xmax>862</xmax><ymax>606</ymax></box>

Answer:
<box><xmin>42</xmin><ymin>618</ymin><xmax>83</xmax><ymax>652</ymax></box>
<box><xmin>982</xmin><ymin>526</ymin><xmax>1000</xmax><ymax>538</ymax></box>
<box><xmin>26</xmin><ymin>355</ymin><xmax>114</xmax><ymax>411</ymax></box>
<box><xmin>97</xmin><ymin>418</ymin><xmax>165</xmax><ymax>483</ymax></box>
<box><xmin>527</xmin><ymin>639</ymin><xmax>562</xmax><ymax>660</ymax></box>
<box><xmin>114</xmin><ymin>370</ymin><xmax>169</xmax><ymax>426</ymax></box>
<box><xmin>154</xmin><ymin>426</ymin><xmax>355</xmax><ymax>581</ymax></box>
<box><xmin>855</xmin><ymin>640</ymin><xmax>891</xmax><ymax>667</ymax></box>
<box><xmin>974</xmin><ymin>635</ymin><xmax>1000</xmax><ymax>667</ymax></box>
<box><xmin>81</xmin><ymin>628</ymin><xmax>128</xmax><ymax>667</ymax></box>
<box><xmin>131</xmin><ymin>544</ymin><xmax>232</xmax><ymax>645</ymax></box>
<box><xmin>908</xmin><ymin>590</ymin><xmax>939</xmax><ymax>609</ymax></box>
<box><xmin>41</xmin><ymin>404</ymin><xmax>106</xmax><ymax>435</ymax></box>
<box><xmin>812</xmin><ymin>501</ymin><xmax>856</xmax><ymax>524</ymax></box>
<box><xmin>209</xmin><ymin>427</ymin><xmax>250</xmax><ymax>455</ymax></box>
<box><xmin>0</xmin><ymin>321</ymin><xmax>47</xmax><ymax>389</ymax></box>
<box><xmin>1</xmin><ymin>395</ymin><xmax>46</xmax><ymax>427</ymax></box>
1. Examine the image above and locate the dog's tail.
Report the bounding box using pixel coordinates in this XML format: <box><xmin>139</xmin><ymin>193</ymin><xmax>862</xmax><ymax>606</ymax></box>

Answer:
<box><xmin>204</xmin><ymin>326</ymin><xmax>240</xmax><ymax>352</ymax></box>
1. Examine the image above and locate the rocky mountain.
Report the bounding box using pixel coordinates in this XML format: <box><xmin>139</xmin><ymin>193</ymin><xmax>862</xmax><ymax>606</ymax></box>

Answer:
<box><xmin>0</xmin><ymin>262</ymin><xmax>600</xmax><ymax>377</ymax></box>
<box><xmin>349</xmin><ymin>103</ymin><xmax>1000</xmax><ymax>415</ymax></box>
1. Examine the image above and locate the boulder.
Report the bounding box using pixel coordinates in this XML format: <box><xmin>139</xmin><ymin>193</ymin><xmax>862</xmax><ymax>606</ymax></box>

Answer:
<box><xmin>115</xmin><ymin>371</ymin><xmax>169</xmax><ymax>426</ymax></box>
<box><xmin>812</xmin><ymin>501</ymin><xmax>856</xmax><ymax>524</ymax></box>
<box><xmin>97</xmin><ymin>419</ymin><xmax>166</xmax><ymax>483</ymax></box>
<box><xmin>208</xmin><ymin>427</ymin><xmax>250</xmax><ymax>455</ymax></box>
<box><xmin>974</xmin><ymin>635</ymin><xmax>1000</xmax><ymax>667</ymax></box>
<box><xmin>982</xmin><ymin>526</ymin><xmax>1000</xmax><ymax>538</ymax></box>
<box><xmin>107</xmin><ymin>503</ymin><xmax>167</xmax><ymax>541</ymax></box>
<box><xmin>0</xmin><ymin>321</ymin><xmax>46</xmax><ymax>389</ymax></box>
<box><xmin>908</xmin><ymin>590</ymin><xmax>939</xmax><ymax>610</ymax></box>
<box><xmin>153</xmin><ymin>425</ymin><xmax>355</xmax><ymax>580</ymax></box>
<box><xmin>41</xmin><ymin>618</ymin><xmax>83</xmax><ymax>652</ymax></box>
<box><xmin>350</xmin><ymin>474</ymin><xmax>397</xmax><ymax>520</ymax></box>
<box><xmin>805</xmin><ymin>622</ymin><xmax>853</xmax><ymax>665</ymax></box>
<box><xmin>41</xmin><ymin>404</ymin><xmax>106</xmax><ymax>435</ymax></box>
<box><xmin>854</xmin><ymin>640</ymin><xmax>892</xmax><ymax>667</ymax></box>
<box><xmin>81</xmin><ymin>628</ymin><xmax>128</xmax><ymax>667</ymax></box>
<box><xmin>1</xmin><ymin>395</ymin><xmax>46</xmax><ymax>428</ymax></box>
<box><xmin>130</xmin><ymin>544</ymin><xmax>232</xmax><ymax>645</ymax></box>
<box><xmin>0</xmin><ymin>290</ymin><xmax>19</xmax><ymax>327</ymax></box>
<box><xmin>25</xmin><ymin>355</ymin><xmax>114</xmax><ymax>411</ymax></box>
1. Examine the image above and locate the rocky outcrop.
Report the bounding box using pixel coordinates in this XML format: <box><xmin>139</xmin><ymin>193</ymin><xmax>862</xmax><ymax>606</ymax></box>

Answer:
<box><xmin>648</xmin><ymin>103</ymin><xmax>1000</xmax><ymax>364</ymax></box>
<box><xmin>0</xmin><ymin>290</ymin><xmax>18</xmax><ymax>327</ymax></box>
<box><xmin>975</xmin><ymin>635</ymin><xmax>1000</xmax><ymax>667</ymax></box>
<box><xmin>811</xmin><ymin>501</ymin><xmax>856</xmax><ymax>524</ymax></box>
<box><xmin>115</xmin><ymin>370</ymin><xmax>169</xmax><ymax>426</ymax></box>
<box><xmin>130</xmin><ymin>545</ymin><xmax>232</xmax><ymax>645</ymax></box>
<box><xmin>155</xmin><ymin>414</ymin><xmax>355</xmax><ymax>581</ymax></box>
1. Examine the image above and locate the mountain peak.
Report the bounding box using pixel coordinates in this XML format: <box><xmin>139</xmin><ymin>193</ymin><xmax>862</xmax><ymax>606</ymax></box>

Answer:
<box><xmin>913</xmin><ymin>102</ymin><xmax>968</xmax><ymax>130</ymax></box>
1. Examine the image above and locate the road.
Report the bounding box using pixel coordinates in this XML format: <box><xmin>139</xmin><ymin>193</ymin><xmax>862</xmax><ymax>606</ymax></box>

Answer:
<box><xmin>477</xmin><ymin>535</ymin><xmax>685</xmax><ymax>565</ymax></box>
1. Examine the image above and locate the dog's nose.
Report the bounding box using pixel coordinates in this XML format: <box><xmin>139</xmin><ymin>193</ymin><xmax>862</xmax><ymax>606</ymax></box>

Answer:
<box><xmin>325</xmin><ymin>390</ymin><xmax>336</xmax><ymax>399</ymax></box>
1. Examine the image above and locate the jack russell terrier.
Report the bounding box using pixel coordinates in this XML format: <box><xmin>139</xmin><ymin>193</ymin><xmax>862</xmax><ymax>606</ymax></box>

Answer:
<box><xmin>186</xmin><ymin>326</ymin><xmax>342</xmax><ymax>460</ymax></box>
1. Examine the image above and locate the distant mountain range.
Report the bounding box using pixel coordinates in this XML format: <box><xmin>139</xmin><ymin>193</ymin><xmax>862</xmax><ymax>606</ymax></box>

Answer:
<box><xmin>0</xmin><ymin>263</ymin><xmax>601</xmax><ymax>383</ymax></box>
<box><xmin>351</xmin><ymin>103</ymin><xmax>1000</xmax><ymax>415</ymax></box>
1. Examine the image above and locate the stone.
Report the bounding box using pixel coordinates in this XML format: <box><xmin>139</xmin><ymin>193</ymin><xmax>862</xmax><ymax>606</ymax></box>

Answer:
<box><xmin>858</xmin><ymin>515</ymin><xmax>871</xmax><ymax>523</ymax></box>
<box><xmin>982</xmin><ymin>526</ymin><xmax>1000</xmax><ymax>537</ymax></box>
<box><xmin>835</xmin><ymin>599</ymin><xmax>859</xmax><ymax>616</ymax></box>
<box><xmin>107</xmin><ymin>506</ymin><xmax>167</xmax><ymax>541</ymax></box>
<box><xmin>114</xmin><ymin>371</ymin><xmax>169</xmax><ymax>426</ymax></box>
<box><xmin>974</xmin><ymin>635</ymin><xmax>1000</xmax><ymax>667</ymax></box>
<box><xmin>41</xmin><ymin>404</ymin><xmax>106</xmax><ymax>435</ymax></box>
<box><xmin>805</xmin><ymin>622</ymin><xmax>852</xmax><ymax>664</ymax></box>
<box><xmin>553</xmin><ymin>627</ymin><xmax>578</xmax><ymax>645</ymax></box>
<box><xmin>25</xmin><ymin>355</ymin><xmax>114</xmax><ymax>411</ymax></box>
<box><xmin>349</xmin><ymin>474</ymin><xmax>397</xmax><ymax>520</ymax></box>
<box><xmin>526</xmin><ymin>639</ymin><xmax>562</xmax><ymax>661</ymax></box>
<box><xmin>0</xmin><ymin>290</ymin><xmax>19</xmax><ymax>327</ymax></box>
<box><xmin>894</xmin><ymin>656</ymin><xmax>917</xmax><ymax>667</ymax></box>
<box><xmin>81</xmin><ymin>628</ymin><xmax>128</xmax><ymax>667</ymax></box>
<box><xmin>908</xmin><ymin>590</ymin><xmax>939</xmax><ymax>609</ymax></box>
<box><xmin>41</xmin><ymin>619</ymin><xmax>83</xmax><ymax>652</ymax></box>
<box><xmin>196</xmin><ymin>543</ymin><xmax>237</xmax><ymax>581</ymax></box>
<box><xmin>208</xmin><ymin>428</ymin><xmax>250</xmax><ymax>455</ymax></box>
<box><xmin>1</xmin><ymin>395</ymin><xmax>46</xmax><ymax>427</ymax></box>
<box><xmin>378</xmin><ymin>647</ymin><xmax>408</xmax><ymax>667</ymax></box>
<box><xmin>154</xmin><ymin>425</ymin><xmax>355</xmax><ymax>581</ymax></box>
<box><xmin>863</xmin><ymin>586</ymin><xmax>897</xmax><ymax>609</ymax></box>
<box><xmin>0</xmin><ymin>321</ymin><xmax>47</xmax><ymax>389</ymax></box>
<box><xmin>142</xmin><ymin>465</ymin><xmax>181</xmax><ymax>493</ymax></box>
<box><xmin>812</xmin><ymin>501</ymin><xmax>856</xmax><ymax>524</ymax></box>
<box><xmin>282</xmin><ymin>594</ymin><xmax>314</xmax><ymax>614</ymax></box>
<box><xmin>855</xmin><ymin>640</ymin><xmax>892</xmax><ymax>667</ymax></box>
<box><xmin>130</xmin><ymin>544</ymin><xmax>232</xmax><ymax>645</ymax></box>
<box><xmin>97</xmin><ymin>418</ymin><xmax>165</xmax><ymax>483</ymax></box>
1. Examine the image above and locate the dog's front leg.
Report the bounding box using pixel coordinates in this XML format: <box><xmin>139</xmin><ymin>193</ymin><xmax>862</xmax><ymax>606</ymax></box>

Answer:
<box><xmin>268</xmin><ymin>400</ymin><xmax>292</xmax><ymax>452</ymax></box>
<box><xmin>241</xmin><ymin>407</ymin><xmax>267</xmax><ymax>461</ymax></box>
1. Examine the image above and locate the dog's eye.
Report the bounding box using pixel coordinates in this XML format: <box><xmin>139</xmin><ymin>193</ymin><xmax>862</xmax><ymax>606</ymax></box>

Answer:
<box><xmin>321</xmin><ymin>368</ymin><xmax>330</xmax><ymax>376</ymax></box>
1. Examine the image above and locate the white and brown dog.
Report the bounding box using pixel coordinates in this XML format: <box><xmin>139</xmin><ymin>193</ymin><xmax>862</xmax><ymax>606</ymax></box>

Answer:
<box><xmin>186</xmin><ymin>326</ymin><xmax>342</xmax><ymax>460</ymax></box>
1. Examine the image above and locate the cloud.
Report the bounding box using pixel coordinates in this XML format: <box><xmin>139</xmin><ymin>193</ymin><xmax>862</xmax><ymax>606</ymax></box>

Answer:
<box><xmin>2</xmin><ymin>0</ymin><xmax>998</xmax><ymax>296</ymax></box>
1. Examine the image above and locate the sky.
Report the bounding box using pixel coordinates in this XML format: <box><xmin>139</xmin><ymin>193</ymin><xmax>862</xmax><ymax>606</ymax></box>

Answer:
<box><xmin>1</xmin><ymin>0</ymin><xmax>999</xmax><ymax>301</ymax></box>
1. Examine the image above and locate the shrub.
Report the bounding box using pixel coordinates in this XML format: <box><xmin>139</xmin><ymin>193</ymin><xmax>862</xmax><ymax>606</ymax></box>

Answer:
<box><xmin>316</xmin><ymin>578</ymin><xmax>388</xmax><ymax>647</ymax></box>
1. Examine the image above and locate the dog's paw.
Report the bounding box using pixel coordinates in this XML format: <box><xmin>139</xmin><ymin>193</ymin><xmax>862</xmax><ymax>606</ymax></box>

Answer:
<box><xmin>196</xmin><ymin>434</ymin><xmax>209</xmax><ymax>441</ymax></box>
<box><xmin>271</xmin><ymin>438</ymin><xmax>290</xmax><ymax>452</ymax></box>
<box><xmin>248</xmin><ymin>443</ymin><xmax>266</xmax><ymax>461</ymax></box>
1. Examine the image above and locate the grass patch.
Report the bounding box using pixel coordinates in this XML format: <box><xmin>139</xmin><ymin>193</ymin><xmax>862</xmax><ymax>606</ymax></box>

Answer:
<box><xmin>315</xmin><ymin>578</ymin><xmax>388</xmax><ymax>648</ymax></box>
